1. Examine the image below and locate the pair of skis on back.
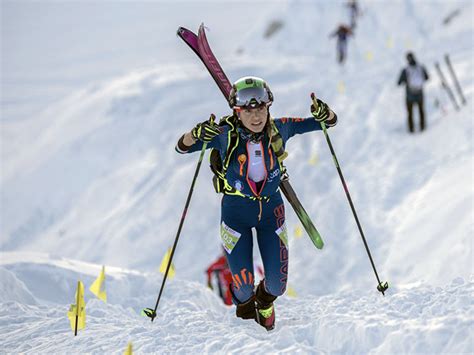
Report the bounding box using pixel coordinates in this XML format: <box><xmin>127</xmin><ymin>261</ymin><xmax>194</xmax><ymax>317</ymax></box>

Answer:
<box><xmin>435</xmin><ymin>54</ymin><xmax>467</xmax><ymax>111</ymax></box>
<box><xmin>176</xmin><ymin>24</ymin><xmax>324</xmax><ymax>250</ymax></box>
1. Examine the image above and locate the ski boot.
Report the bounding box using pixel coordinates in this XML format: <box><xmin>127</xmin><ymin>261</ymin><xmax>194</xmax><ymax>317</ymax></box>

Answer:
<box><xmin>236</xmin><ymin>295</ymin><xmax>256</xmax><ymax>320</ymax></box>
<box><xmin>255</xmin><ymin>281</ymin><xmax>277</xmax><ymax>331</ymax></box>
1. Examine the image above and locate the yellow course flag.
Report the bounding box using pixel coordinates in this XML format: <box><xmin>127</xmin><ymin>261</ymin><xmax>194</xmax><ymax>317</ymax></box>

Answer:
<box><xmin>67</xmin><ymin>281</ymin><xmax>86</xmax><ymax>334</ymax></box>
<box><xmin>308</xmin><ymin>153</ymin><xmax>318</xmax><ymax>166</ymax></box>
<box><xmin>90</xmin><ymin>265</ymin><xmax>107</xmax><ymax>302</ymax></box>
<box><xmin>337</xmin><ymin>81</ymin><xmax>346</xmax><ymax>94</ymax></box>
<box><xmin>123</xmin><ymin>341</ymin><xmax>133</xmax><ymax>355</ymax></box>
<box><xmin>159</xmin><ymin>247</ymin><xmax>175</xmax><ymax>279</ymax></box>
<box><xmin>286</xmin><ymin>285</ymin><xmax>297</xmax><ymax>298</ymax></box>
<box><xmin>294</xmin><ymin>225</ymin><xmax>303</xmax><ymax>239</ymax></box>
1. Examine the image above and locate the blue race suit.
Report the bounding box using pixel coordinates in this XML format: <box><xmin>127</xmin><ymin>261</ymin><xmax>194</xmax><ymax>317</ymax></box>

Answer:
<box><xmin>177</xmin><ymin>115</ymin><xmax>332</xmax><ymax>303</ymax></box>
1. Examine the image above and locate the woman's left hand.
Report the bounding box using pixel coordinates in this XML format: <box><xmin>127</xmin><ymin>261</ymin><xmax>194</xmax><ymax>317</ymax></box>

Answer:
<box><xmin>310</xmin><ymin>99</ymin><xmax>331</xmax><ymax>122</ymax></box>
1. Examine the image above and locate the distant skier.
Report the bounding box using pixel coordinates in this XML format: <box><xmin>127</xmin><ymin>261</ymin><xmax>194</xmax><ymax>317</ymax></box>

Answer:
<box><xmin>346</xmin><ymin>0</ymin><xmax>360</xmax><ymax>29</ymax></box>
<box><xmin>176</xmin><ymin>76</ymin><xmax>337</xmax><ymax>330</ymax></box>
<box><xmin>330</xmin><ymin>24</ymin><xmax>353</xmax><ymax>64</ymax></box>
<box><xmin>206</xmin><ymin>252</ymin><xmax>233</xmax><ymax>306</ymax></box>
<box><xmin>397</xmin><ymin>52</ymin><xmax>429</xmax><ymax>133</ymax></box>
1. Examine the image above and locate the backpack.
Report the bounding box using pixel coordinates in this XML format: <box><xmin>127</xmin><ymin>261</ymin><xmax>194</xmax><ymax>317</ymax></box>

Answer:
<box><xmin>209</xmin><ymin>115</ymin><xmax>288</xmax><ymax>198</ymax></box>
<box><xmin>406</xmin><ymin>65</ymin><xmax>425</xmax><ymax>92</ymax></box>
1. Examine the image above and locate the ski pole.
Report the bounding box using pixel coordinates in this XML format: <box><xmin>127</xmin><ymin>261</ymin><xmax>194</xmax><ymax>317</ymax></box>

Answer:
<box><xmin>143</xmin><ymin>119</ymin><xmax>212</xmax><ymax>321</ymax></box>
<box><xmin>311</xmin><ymin>93</ymin><xmax>388</xmax><ymax>295</ymax></box>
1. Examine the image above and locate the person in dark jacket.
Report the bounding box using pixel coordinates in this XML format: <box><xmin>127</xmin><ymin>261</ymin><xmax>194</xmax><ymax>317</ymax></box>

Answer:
<box><xmin>330</xmin><ymin>24</ymin><xmax>353</xmax><ymax>64</ymax></box>
<box><xmin>397</xmin><ymin>52</ymin><xmax>429</xmax><ymax>133</ymax></box>
<box><xmin>176</xmin><ymin>76</ymin><xmax>337</xmax><ymax>330</ymax></box>
<box><xmin>206</xmin><ymin>252</ymin><xmax>234</xmax><ymax>306</ymax></box>
<box><xmin>346</xmin><ymin>0</ymin><xmax>360</xmax><ymax>29</ymax></box>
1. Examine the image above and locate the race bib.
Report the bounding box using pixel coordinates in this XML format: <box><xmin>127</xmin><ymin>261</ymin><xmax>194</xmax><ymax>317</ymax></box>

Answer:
<box><xmin>275</xmin><ymin>224</ymin><xmax>288</xmax><ymax>248</ymax></box>
<box><xmin>220</xmin><ymin>221</ymin><xmax>241</xmax><ymax>254</ymax></box>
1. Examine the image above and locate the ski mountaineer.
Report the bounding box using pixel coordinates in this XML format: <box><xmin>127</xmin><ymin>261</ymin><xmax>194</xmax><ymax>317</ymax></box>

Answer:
<box><xmin>330</xmin><ymin>24</ymin><xmax>353</xmax><ymax>65</ymax></box>
<box><xmin>205</xmin><ymin>252</ymin><xmax>234</xmax><ymax>306</ymax></box>
<box><xmin>175</xmin><ymin>77</ymin><xmax>337</xmax><ymax>330</ymax></box>
<box><xmin>346</xmin><ymin>0</ymin><xmax>360</xmax><ymax>29</ymax></box>
<box><xmin>397</xmin><ymin>51</ymin><xmax>429</xmax><ymax>133</ymax></box>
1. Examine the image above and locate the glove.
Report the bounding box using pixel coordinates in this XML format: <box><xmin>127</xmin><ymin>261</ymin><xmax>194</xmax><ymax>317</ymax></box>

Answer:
<box><xmin>310</xmin><ymin>98</ymin><xmax>331</xmax><ymax>122</ymax></box>
<box><xmin>191</xmin><ymin>114</ymin><xmax>221</xmax><ymax>143</ymax></box>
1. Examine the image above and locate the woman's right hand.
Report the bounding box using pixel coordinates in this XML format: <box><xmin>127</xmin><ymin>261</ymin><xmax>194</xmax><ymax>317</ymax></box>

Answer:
<box><xmin>191</xmin><ymin>114</ymin><xmax>221</xmax><ymax>143</ymax></box>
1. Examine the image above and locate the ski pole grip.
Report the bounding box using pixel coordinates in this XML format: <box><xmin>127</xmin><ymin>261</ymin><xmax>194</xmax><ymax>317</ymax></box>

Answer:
<box><xmin>209</xmin><ymin>113</ymin><xmax>216</xmax><ymax>124</ymax></box>
<box><xmin>310</xmin><ymin>92</ymin><xmax>318</xmax><ymax>110</ymax></box>
<box><xmin>311</xmin><ymin>92</ymin><xmax>337</xmax><ymax>124</ymax></box>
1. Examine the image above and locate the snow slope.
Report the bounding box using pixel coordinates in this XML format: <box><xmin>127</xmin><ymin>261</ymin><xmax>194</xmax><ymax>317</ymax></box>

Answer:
<box><xmin>1</xmin><ymin>253</ymin><xmax>472</xmax><ymax>353</ymax></box>
<box><xmin>1</xmin><ymin>0</ymin><xmax>473</xmax><ymax>353</ymax></box>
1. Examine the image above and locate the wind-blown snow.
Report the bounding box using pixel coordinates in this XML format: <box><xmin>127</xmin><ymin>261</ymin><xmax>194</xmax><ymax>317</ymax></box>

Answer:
<box><xmin>1</xmin><ymin>0</ymin><xmax>473</xmax><ymax>353</ymax></box>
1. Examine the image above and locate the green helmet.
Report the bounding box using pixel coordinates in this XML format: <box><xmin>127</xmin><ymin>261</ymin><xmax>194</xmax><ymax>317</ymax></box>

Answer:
<box><xmin>229</xmin><ymin>76</ymin><xmax>274</xmax><ymax>108</ymax></box>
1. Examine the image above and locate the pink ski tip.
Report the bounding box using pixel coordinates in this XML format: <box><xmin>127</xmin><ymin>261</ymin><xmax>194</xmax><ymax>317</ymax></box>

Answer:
<box><xmin>310</xmin><ymin>92</ymin><xmax>315</xmax><ymax>99</ymax></box>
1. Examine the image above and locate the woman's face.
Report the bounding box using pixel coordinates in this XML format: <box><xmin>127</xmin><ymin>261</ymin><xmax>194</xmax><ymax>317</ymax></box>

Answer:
<box><xmin>237</xmin><ymin>105</ymin><xmax>268</xmax><ymax>133</ymax></box>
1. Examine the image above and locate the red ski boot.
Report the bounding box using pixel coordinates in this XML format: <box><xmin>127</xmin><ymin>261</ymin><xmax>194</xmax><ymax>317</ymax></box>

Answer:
<box><xmin>255</xmin><ymin>281</ymin><xmax>277</xmax><ymax>331</ymax></box>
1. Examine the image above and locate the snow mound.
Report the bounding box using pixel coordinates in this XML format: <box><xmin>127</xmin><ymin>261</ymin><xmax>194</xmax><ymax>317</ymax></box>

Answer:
<box><xmin>0</xmin><ymin>255</ymin><xmax>471</xmax><ymax>354</ymax></box>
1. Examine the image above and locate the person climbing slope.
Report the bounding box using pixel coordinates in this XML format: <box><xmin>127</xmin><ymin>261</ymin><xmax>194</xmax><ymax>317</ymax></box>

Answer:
<box><xmin>330</xmin><ymin>24</ymin><xmax>353</xmax><ymax>64</ymax></box>
<box><xmin>176</xmin><ymin>76</ymin><xmax>337</xmax><ymax>330</ymax></box>
<box><xmin>206</xmin><ymin>251</ymin><xmax>233</xmax><ymax>306</ymax></box>
<box><xmin>397</xmin><ymin>51</ymin><xmax>430</xmax><ymax>133</ymax></box>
